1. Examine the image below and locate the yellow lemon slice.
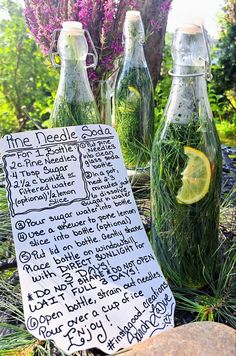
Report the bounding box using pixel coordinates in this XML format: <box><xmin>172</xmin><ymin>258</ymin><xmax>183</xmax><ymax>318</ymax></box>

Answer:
<box><xmin>128</xmin><ymin>85</ymin><xmax>141</xmax><ymax>98</ymax></box>
<box><xmin>176</xmin><ymin>146</ymin><xmax>211</xmax><ymax>204</ymax></box>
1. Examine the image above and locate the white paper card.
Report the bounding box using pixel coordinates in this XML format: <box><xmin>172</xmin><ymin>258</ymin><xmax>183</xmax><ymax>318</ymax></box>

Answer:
<box><xmin>0</xmin><ymin>125</ymin><xmax>175</xmax><ymax>354</ymax></box>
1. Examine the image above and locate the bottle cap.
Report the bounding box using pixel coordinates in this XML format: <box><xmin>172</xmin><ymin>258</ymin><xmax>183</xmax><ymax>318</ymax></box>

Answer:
<box><xmin>176</xmin><ymin>16</ymin><xmax>204</xmax><ymax>33</ymax></box>
<box><xmin>124</xmin><ymin>10</ymin><xmax>144</xmax><ymax>44</ymax></box>
<box><xmin>125</xmin><ymin>11</ymin><xmax>141</xmax><ymax>22</ymax></box>
<box><xmin>178</xmin><ymin>23</ymin><xmax>202</xmax><ymax>34</ymax></box>
<box><xmin>62</xmin><ymin>21</ymin><xmax>83</xmax><ymax>34</ymax></box>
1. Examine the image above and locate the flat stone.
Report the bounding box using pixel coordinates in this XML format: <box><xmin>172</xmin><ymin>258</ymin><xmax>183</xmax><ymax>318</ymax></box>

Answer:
<box><xmin>117</xmin><ymin>322</ymin><xmax>236</xmax><ymax>356</ymax></box>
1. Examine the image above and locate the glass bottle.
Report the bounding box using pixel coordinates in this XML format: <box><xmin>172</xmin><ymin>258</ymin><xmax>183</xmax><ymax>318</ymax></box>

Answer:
<box><xmin>50</xmin><ymin>21</ymin><xmax>101</xmax><ymax>127</ymax></box>
<box><xmin>114</xmin><ymin>11</ymin><xmax>154</xmax><ymax>180</ymax></box>
<box><xmin>151</xmin><ymin>24</ymin><xmax>222</xmax><ymax>289</ymax></box>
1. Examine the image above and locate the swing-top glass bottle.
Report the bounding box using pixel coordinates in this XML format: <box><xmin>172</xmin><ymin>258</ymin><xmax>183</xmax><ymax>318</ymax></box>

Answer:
<box><xmin>114</xmin><ymin>11</ymin><xmax>154</xmax><ymax>180</ymax></box>
<box><xmin>50</xmin><ymin>21</ymin><xmax>101</xmax><ymax>127</ymax></box>
<box><xmin>151</xmin><ymin>24</ymin><xmax>222</xmax><ymax>289</ymax></box>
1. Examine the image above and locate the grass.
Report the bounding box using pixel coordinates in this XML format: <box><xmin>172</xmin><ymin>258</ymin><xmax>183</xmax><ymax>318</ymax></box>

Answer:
<box><xmin>173</xmin><ymin>236</ymin><xmax>236</xmax><ymax>327</ymax></box>
<box><xmin>216</xmin><ymin>120</ymin><xmax>236</xmax><ymax>147</ymax></box>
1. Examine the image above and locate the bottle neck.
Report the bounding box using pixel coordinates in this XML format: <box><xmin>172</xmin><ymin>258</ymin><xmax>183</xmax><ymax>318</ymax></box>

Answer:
<box><xmin>124</xmin><ymin>39</ymin><xmax>147</xmax><ymax>67</ymax></box>
<box><xmin>173</xmin><ymin>63</ymin><xmax>204</xmax><ymax>76</ymax></box>
<box><xmin>57</xmin><ymin>59</ymin><xmax>95</xmax><ymax>103</ymax></box>
<box><xmin>60</xmin><ymin>59</ymin><xmax>88</xmax><ymax>79</ymax></box>
<box><xmin>166</xmin><ymin>64</ymin><xmax>211</xmax><ymax>124</ymax></box>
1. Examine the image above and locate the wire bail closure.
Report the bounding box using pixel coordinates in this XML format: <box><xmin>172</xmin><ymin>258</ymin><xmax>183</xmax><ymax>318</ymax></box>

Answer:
<box><xmin>199</xmin><ymin>25</ymin><xmax>213</xmax><ymax>81</ymax></box>
<box><xmin>84</xmin><ymin>29</ymin><xmax>98</xmax><ymax>69</ymax></box>
<box><xmin>169</xmin><ymin>25</ymin><xmax>212</xmax><ymax>81</ymax></box>
<box><xmin>49</xmin><ymin>29</ymin><xmax>61</xmax><ymax>68</ymax></box>
<box><xmin>49</xmin><ymin>28</ymin><xmax>98</xmax><ymax>69</ymax></box>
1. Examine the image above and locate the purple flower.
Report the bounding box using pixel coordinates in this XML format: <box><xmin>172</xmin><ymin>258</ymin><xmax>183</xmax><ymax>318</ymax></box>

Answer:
<box><xmin>160</xmin><ymin>0</ymin><xmax>172</xmax><ymax>14</ymax></box>
<box><xmin>149</xmin><ymin>0</ymin><xmax>172</xmax><ymax>33</ymax></box>
<box><xmin>24</xmin><ymin>1</ymin><xmax>71</xmax><ymax>54</ymax></box>
<box><xmin>102</xmin><ymin>0</ymin><xmax>116</xmax><ymax>35</ymax></box>
<box><xmin>24</xmin><ymin>1</ymin><xmax>171</xmax><ymax>90</ymax></box>
<box><xmin>150</xmin><ymin>18</ymin><xmax>162</xmax><ymax>32</ymax></box>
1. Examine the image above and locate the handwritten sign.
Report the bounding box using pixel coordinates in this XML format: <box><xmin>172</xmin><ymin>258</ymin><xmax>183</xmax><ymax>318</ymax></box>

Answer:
<box><xmin>0</xmin><ymin>125</ymin><xmax>175</xmax><ymax>354</ymax></box>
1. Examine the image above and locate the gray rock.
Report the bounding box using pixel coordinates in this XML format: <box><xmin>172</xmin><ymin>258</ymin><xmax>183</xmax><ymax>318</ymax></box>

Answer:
<box><xmin>117</xmin><ymin>321</ymin><xmax>236</xmax><ymax>356</ymax></box>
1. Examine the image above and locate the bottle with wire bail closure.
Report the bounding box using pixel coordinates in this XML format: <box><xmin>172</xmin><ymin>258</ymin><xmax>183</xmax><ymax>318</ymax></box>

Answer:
<box><xmin>151</xmin><ymin>24</ymin><xmax>222</xmax><ymax>289</ymax></box>
<box><xmin>50</xmin><ymin>21</ymin><xmax>101</xmax><ymax>127</ymax></box>
<box><xmin>114</xmin><ymin>11</ymin><xmax>154</xmax><ymax>183</ymax></box>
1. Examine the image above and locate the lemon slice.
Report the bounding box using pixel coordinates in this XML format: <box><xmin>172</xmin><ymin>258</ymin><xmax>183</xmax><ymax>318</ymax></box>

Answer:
<box><xmin>176</xmin><ymin>146</ymin><xmax>211</xmax><ymax>204</ymax></box>
<box><xmin>128</xmin><ymin>85</ymin><xmax>141</xmax><ymax>98</ymax></box>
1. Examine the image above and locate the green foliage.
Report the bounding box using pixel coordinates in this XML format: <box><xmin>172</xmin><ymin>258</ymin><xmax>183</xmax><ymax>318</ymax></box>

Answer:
<box><xmin>154</xmin><ymin>32</ymin><xmax>172</xmax><ymax>131</ymax></box>
<box><xmin>174</xmin><ymin>241</ymin><xmax>236</xmax><ymax>327</ymax></box>
<box><xmin>154</xmin><ymin>31</ymin><xmax>236</xmax><ymax>147</ymax></box>
<box><xmin>207</xmin><ymin>0</ymin><xmax>236</xmax><ymax>146</ymax></box>
<box><xmin>214</xmin><ymin>0</ymin><xmax>236</xmax><ymax>97</ymax></box>
<box><xmin>0</xmin><ymin>0</ymin><xmax>58</xmax><ymax>136</ymax></box>
<box><xmin>0</xmin><ymin>324</ymin><xmax>36</xmax><ymax>355</ymax></box>
<box><xmin>209</xmin><ymin>45</ymin><xmax>236</xmax><ymax>120</ymax></box>
<box><xmin>216</xmin><ymin>120</ymin><xmax>236</xmax><ymax>140</ymax></box>
<box><xmin>214</xmin><ymin>24</ymin><xmax>236</xmax><ymax>96</ymax></box>
<box><xmin>0</xmin><ymin>92</ymin><xmax>18</xmax><ymax>136</ymax></box>
<box><xmin>207</xmin><ymin>70</ymin><xmax>236</xmax><ymax>147</ymax></box>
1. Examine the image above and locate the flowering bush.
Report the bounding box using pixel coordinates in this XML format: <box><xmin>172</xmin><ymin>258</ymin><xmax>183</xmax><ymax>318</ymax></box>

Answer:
<box><xmin>24</xmin><ymin>0</ymin><xmax>171</xmax><ymax>88</ymax></box>
<box><xmin>149</xmin><ymin>0</ymin><xmax>172</xmax><ymax>32</ymax></box>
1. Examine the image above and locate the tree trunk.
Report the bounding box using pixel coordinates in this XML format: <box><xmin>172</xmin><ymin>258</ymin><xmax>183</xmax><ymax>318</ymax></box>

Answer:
<box><xmin>141</xmin><ymin>0</ymin><xmax>171</xmax><ymax>89</ymax></box>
